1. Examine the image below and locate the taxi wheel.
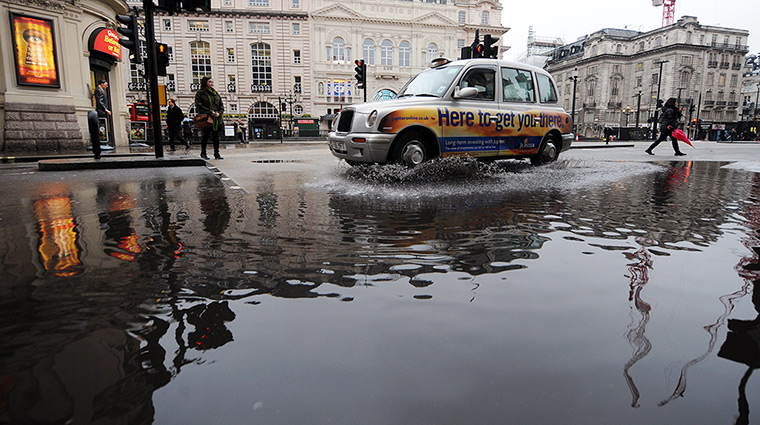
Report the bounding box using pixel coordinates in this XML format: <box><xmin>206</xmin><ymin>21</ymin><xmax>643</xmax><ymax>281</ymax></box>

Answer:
<box><xmin>392</xmin><ymin>131</ymin><xmax>429</xmax><ymax>167</ymax></box>
<box><xmin>530</xmin><ymin>135</ymin><xmax>560</xmax><ymax>166</ymax></box>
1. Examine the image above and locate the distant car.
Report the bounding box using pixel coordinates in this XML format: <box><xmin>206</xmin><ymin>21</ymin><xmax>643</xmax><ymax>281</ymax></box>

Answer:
<box><xmin>328</xmin><ymin>58</ymin><xmax>574</xmax><ymax>166</ymax></box>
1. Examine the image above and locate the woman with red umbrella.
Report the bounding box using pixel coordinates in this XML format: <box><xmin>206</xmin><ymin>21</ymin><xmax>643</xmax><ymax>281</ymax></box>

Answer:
<box><xmin>645</xmin><ymin>97</ymin><xmax>686</xmax><ymax>156</ymax></box>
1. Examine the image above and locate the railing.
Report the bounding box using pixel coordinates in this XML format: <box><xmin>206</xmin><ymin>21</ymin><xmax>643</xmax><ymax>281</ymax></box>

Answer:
<box><xmin>716</xmin><ymin>101</ymin><xmax>727</xmax><ymax>106</ymax></box>
<box><xmin>583</xmin><ymin>102</ymin><xmax>596</xmax><ymax>108</ymax></box>
<box><xmin>732</xmin><ymin>63</ymin><xmax>742</xmax><ymax>70</ymax></box>
<box><xmin>128</xmin><ymin>82</ymin><xmax>147</xmax><ymax>91</ymax></box>
<box><xmin>728</xmin><ymin>102</ymin><xmax>738</xmax><ymax>108</ymax></box>
<box><xmin>607</xmin><ymin>102</ymin><xmax>622</xmax><ymax>109</ymax></box>
<box><xmin>166</xmin><ymin>81</ymin><xmax>175</xmax><ymax>92</ymax></box>
<box><xmin>704</xmin><ymin>100</ymin><xmax>715</xmax><ymax>106</ymax></box>
<box><xmin>227</xmin><ymin>83</ymin><xmax>236</xmax><ymax>93</ymax></box>
<box><xmin>251</xmin><ymin>84</ymin><xmax>272</xmax><ymax>93</ymax></box>
<box><xmin>719</xmin><ymin>62</ymin><xmax>730</xmax><ymax>69</ymax></box>
<box><xmin>708</xmin><ymin>61</ymin><xmax>718</xmax><ymax>68</ymax></box>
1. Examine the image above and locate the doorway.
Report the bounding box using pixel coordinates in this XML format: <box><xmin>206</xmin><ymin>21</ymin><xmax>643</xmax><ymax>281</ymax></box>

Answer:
<box><xmin>89</xmin><ymin>66</ymin><xmax>114</xmax><ymax>145</ymax></box>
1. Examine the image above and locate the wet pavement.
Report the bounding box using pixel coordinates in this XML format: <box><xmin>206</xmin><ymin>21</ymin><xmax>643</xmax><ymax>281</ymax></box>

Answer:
<box><xmin>2</xmin><ymin>142</ymin><xmax>760</xmax><ymax>424</ymax></box>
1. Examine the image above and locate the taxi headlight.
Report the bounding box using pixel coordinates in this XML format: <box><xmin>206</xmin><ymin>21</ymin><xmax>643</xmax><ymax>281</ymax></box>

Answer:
<box><xmin>366</xmin><ymin>110</ymin><xmax>378</xmax><ymax>128</ymax></box>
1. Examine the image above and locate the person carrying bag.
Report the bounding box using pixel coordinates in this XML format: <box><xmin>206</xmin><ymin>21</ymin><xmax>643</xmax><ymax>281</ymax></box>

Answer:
<box><xmin>194</xmin><ymin>76</ymin><xmax>225</xmax><ymax>160</ymax></box>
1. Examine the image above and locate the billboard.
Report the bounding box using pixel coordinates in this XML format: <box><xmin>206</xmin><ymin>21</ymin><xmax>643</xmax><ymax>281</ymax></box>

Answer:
<box><xmin>10</xmin><ymin>12</ymin><xmax>60</xmax><ymax>88</ymax></box>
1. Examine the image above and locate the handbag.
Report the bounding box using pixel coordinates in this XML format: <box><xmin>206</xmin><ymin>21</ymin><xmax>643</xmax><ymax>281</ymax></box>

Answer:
<box><xmin>193</xmin><ymin>113</ymin><xmax>214</xmax><ymax>130</ymax></box>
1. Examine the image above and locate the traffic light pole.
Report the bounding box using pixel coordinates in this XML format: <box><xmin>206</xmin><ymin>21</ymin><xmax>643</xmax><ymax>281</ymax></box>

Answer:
<box><xmin>652</xmin><ymin>60</ymin><xmax>668</xmax><ymax>140</ymax></box>
<box><xmin>143</xmin><ymin>0</ymin><xmax>164</xmax><ymax>157</ymax></box>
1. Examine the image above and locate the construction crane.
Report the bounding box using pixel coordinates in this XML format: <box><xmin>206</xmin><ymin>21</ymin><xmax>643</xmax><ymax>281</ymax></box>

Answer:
<box><xmin>652</xmin><ymin>0</ymin><xmax>675</xmax><ymax>27</ymax></box>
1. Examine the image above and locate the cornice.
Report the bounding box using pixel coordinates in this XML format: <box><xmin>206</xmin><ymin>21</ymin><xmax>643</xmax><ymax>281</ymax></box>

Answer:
<box><xmin>5</xmin><ymin>0</ymin><xmax>71</xmax><ymax>14</ymax></box>
<box><xmin>154</xmin><ymin>9</ymin><xmax>308</xmax><ymax>20</ymax></box>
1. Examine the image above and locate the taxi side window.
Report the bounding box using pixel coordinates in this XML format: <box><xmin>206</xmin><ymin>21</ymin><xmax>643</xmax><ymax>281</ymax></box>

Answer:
<box><xmin>536</xmin><ymin>73</ymin><xmax>558</xmax><ymax>103</ymax></box>
<box><xmin>460</xmin><ymin>68</ymin><xmax>496</xmax><ymax>101</ymax></box>
<box><xmin>501</xmin><ymin>67</ymin><xmax>535</xmax><ymax>103</ymax></box>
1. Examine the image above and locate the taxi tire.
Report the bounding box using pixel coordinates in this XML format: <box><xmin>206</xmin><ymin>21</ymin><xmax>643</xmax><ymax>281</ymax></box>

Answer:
<box><xmin>392</xmin><ymin>131</ymin><xmax>429</xmax><ymax>167</ymax></box>
<box><xmin>530</xmin><ymin>135</ymin><xmax>560</xmax><ymax>166</ymax></box>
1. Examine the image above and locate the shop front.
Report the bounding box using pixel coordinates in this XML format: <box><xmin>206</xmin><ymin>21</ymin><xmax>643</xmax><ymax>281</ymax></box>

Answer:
<box><xmin>0</xmin><ymin>0</ymin><xmax>129</xmax><ymax>154</ymax></box>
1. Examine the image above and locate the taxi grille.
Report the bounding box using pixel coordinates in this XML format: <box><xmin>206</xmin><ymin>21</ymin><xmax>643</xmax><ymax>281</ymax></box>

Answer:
<box><xmin>337</xmin><ymin>110</ymin><xmax>354</xmax><ymax>132</ymax></box>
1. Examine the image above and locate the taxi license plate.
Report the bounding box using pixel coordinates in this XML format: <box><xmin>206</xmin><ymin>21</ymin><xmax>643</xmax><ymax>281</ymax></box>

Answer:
<box><xmin>330</xmin><ymin>140</ymin><xmax>346</xmax><ymax>151</ymax></box>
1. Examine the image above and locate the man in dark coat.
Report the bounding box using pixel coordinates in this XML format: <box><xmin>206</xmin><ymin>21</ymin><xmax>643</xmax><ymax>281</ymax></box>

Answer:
<box><xmin>166</xmin><ymin>98</ymin><xmax>188</xmax><ymax>151</ymax></box>
<box><xmin>94</xmin><ymin>80</ymin><xmax>111</xmax><ymax>118</ymax></box>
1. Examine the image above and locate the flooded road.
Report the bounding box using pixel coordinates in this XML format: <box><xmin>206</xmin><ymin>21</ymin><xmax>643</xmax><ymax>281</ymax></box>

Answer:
<box><xmin>1</xmin><ymin>158</ymin><xmax>760</xmax><ymax>424</ymax></box>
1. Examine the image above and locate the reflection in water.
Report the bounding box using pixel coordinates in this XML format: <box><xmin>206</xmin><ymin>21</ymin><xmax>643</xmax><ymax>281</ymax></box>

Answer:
<box><xmin>718</xmin><ymin>176</ymin><xmax>760</xmax><ymax>425</ymax></box>
<box><xmin>622</xmin><ymin>242</ymin><xmax>653</xmax><ymax>408</ymax></box>
<box><xmin>3</xmin><ymin>161</ymin><xmax>760</xmax><ymax>423</ymax></box>
<box><xmin>33</xmin><ymin>186</ymin><xmax>82</xmax><ymax>276</ymax></box>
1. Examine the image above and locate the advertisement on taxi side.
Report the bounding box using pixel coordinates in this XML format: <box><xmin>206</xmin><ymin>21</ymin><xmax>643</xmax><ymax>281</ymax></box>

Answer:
<box><xmin>377</xmin><ymin>106</ymin><xmax>571</xmax><ymax>157</ymax></box>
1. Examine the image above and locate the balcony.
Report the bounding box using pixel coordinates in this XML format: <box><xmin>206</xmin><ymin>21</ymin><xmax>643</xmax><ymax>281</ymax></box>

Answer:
<box><xmin>607</xmin><ymin>101</ymin><xmax>622</xmax><ymax>109</ymax></box>
<box><xmin>719</xmin><ymin>62</ymin><xmax>730</xmax><ymax>69</ymax></box>
<box><xmin>227</xmin><ymin>83</ymin><xmax>236</xmax><ymax>93</ymax></box>
<box><xmin>704</xmin><ymin>100</ymin><xmax>715</xmax><ymax>107</ymax></box>
<box><xmin>732</xmin><ymin>63</ymin><xmax>742</xmax><ymax>70</ymax></box>
<box><xmin>251</xmin><ymin>84</ymin><xmax>272</xmax><ymax>93</ymax></box>
<box><xmin>728</xmin><ymin>102</ymin><xmax>738</xmax><ymax>108</ymax></box>
<box><xmin>716</xmin><ymin>101</ymin><xmax>727</xmax><ymax>107</ymax></box>
<box><xmin>583</xmin><ymin>102</ymin><xmax>596</xmax><ymax>108</ymax></box>
<box><xmin>708</xmin><ymin>61</ymin><xmax>718</xmax><ymax>68</ymax></box>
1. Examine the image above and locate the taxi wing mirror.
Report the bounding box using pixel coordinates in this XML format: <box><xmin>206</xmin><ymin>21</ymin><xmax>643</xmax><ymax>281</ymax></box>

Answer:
<box><xmin>454</xmin><ymin>87</ymin><xmax>478</xmax><ymax>99</ymax></box>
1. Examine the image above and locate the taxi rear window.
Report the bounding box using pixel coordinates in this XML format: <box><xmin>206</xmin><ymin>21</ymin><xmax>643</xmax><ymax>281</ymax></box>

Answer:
<box><xmin>501</xmin><ymin>67</ymin><xmax>534</xmax><ymax>103</ymax></box>
<box><xmin>536</xmin><ymin>73</ymin><xmax>558</xmax><ymax>103</ymax></box>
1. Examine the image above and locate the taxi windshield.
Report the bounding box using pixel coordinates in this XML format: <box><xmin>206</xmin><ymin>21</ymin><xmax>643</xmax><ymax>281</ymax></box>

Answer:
<box><xmin>398</xmin><ymin>65</ymin><xmax>463</xmax><ymax>98</ymax></box>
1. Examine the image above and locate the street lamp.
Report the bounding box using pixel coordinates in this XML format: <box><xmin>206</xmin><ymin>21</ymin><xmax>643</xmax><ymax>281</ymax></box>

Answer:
<box><xmin>570</xmin><ymin>67</ymin><xmax>579</xmax><ymax>135</ymax></box>
<box><xmin>622</xmin><ymin>105</ymin><xmax>634</xmax><ymax>127</ymax></box>
<box><xmin>652</xmin><ymin>59</ymin><xmax>669</xmax><ymax>140</ymax></box>
<box><xmin>634</xmin><ymin>88</ymin><xmax>642</xmax><ymax>129</ymax></box>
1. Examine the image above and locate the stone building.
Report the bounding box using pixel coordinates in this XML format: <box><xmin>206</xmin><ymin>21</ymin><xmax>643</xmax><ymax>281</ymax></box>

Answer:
<box><xmin>0</xmin><ymin>0</ymin><xmax>131</xmax><ymax>153</ymax></box>
<box><xmin>545</xmin><ymin>16</ymin><xmax>749</xmax><ymax>140</ymax></box>
<box><xmin>125</xmin><ymin>0</ymin><xmax>508</xmax><ymax>138</ymax></box>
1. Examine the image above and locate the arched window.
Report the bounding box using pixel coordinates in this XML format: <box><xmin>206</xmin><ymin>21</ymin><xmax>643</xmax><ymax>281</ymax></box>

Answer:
<box><xmin>363</xmin><ymin>39</ymin><xmax>376</xmax><ymax>65</ymax></box>
<box><xmin>251</xmin><ymin>43</ymin><xmax>272</xmax><ymax>92</ymax></box>
<box><xmin>190</xmin><ymin>41</ymin><xmax>212</xmax><ymax>87</ymax></box>
<box><xmin>251</xmin><ymin>101</ymin><xmax>278</xmax><ymax>118</ymax></box>
<box><xmin>381</xmin><ymin>40</ymin><xmax>393</xmax><ymax>66</ymax></box>
<box><xmin>399</xmin><ymin>41</ymin><xmax>411</xmax><ymax>67</ymax></box>
<box><xmin>332</xmin><ymin>37</ymin><xmax>345</xmax><ymax>62</ymax></box>
<box><xmin>373</xmin><ymin>89</ymin><xmax>397</xmax><ymax>101</ymax></box>
<box><xmin>481</xmin><ymin>11</ymin><xmax>489</xmax><ymax>25</ymax></box>
<box><xmin>426</xmin><ymin>43</ymin><xmax>439</xmax><ymax>63</ymax></box>
<box><xmin>616</xmin><ymin>44</ymin><xmax>622</xmax><ymax>53</ymax></box>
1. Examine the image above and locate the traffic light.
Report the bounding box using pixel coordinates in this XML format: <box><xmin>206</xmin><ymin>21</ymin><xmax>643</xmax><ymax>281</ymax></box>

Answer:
<box><xmin>483</xmin><ymin>34</ymin><xmax>499</xmax><ymax>58</ymax></box>
<box><xmin>354</xmin><ymin>59</ymin><xmax>366</xmax><ymax>89</ymax></box>
<box><xmin>156</xmin><ymin>42</ymin><xmax>169</xmax><ymax>76</ymax></box>
<box><xmin>158</xmin><ymin>0</ymin><xmax>181</xmax><ymax>12</ymax></box>
<box><xmin>473</xmin><ymin>43</ymin><xmax>484</xmax><ymax>58</ymax></box>
<box><xmin>656</xmin><ymin>99</ymin><xmax>663</xmax><ymax>108</ymax></box>
<box><xmin>116</xmin><ymin>14</ymin><xmax>141</xmax><ymax>64</ymax></box>
<box><xmin>689</xmin><ymin>104</ymin><xmax>695</xmax><ymax>113</ymax></box>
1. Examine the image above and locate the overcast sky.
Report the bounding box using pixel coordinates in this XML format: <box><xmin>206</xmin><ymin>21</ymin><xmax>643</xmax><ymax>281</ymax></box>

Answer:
<box><xmin>500</xmin><ymin>0</ymin><xmax>758</xmax><ymax>60</ymax></box>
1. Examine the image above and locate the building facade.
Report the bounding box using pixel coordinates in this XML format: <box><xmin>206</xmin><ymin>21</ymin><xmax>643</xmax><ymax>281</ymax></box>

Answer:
<box><xmin>125</xmin><ymin>0</ymin><xmax>508</xmax><ymax>137</ymax></box>
<box><xmin>1</xmin><ymin>0</ymin><xmax>131</xmax><ymax>153</ymax></box>
<box><xmin>546</xmin><ymin>16</ymin><xmax>749</xmax><ymax>140</ymax></box>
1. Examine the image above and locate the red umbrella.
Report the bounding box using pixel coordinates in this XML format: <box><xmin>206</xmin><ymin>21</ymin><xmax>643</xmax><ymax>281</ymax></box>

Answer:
<box><xmin>671</xmin><ymin>128</ymin><xmax>694</xmax><ymax>148</ymax></box>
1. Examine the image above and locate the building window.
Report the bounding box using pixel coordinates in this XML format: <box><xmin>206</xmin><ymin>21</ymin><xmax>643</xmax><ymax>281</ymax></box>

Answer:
<box><xmin>718</xmin><ymin>73</ymin><xmax>726</xmax><ymax>86</ymax></box>
<box><xmin>381</xmin><ymin>40</ymin><xmax>393</xmax><ymax>66</ymax></box>
<box><xmin>130</xmin><ymin>62</ymin><xmax>145</xmax><ymax>86</ymax></box>
<box><xmin>227</xmin><ymin>48</ymin><xmax>235</xmax><ymax>63</ymax></box>
<box><xmin>681</xmin><ymin>55</ymin><xmax>692</xmax><ymax>65</ymax></box>
<box><xmin>680</xmin><ymin>71</ymin><xmax>690</xmax><ymax>89</ymax></box>
<box><xmin>292</xmin><ymin>23</ymin><xmax>300</xmax><ymax>35</ymax></box>
<box><xmin>294</xmin><ymin>105</ymin><xmax>303</xmax><ymax>115</ymax></box>
<box><xmin>363</xmin><ymin>39</ymin><xmax>376</xmax><ymax>65</ymax></box>
<box><xmin>230</xmin><ymin>103</ymin><xmax>238</xmax><ymax>112</ymax></box>
<box><xmin>251</xmin><ymin>43</ymin><xmax>272</xmax><ymax>92</ymax></box>
<box><xmin>188</xmin><ymin>20</ymin><xmax>209</xmax><ymax>32</ymax></box>
<box><xmin>294</xmin><ymin>76</ymin><xmax>302</xmax><ymax>93</ymax></box>
<box><xmin>481</xmin><ymin>11</ymin><xmax>489</xmax><ymax>25</ymax></box>
<box><xmin>250</xmin><ymin>22</ymin><xmax>270</xmax><ymax>33</ymax></box>
<box><xmin>225</xmin><ymin>21</ymin><xmax>233</xmax><ymax>33</ymax></box>
<box><xmin>163</xmin><ymin>19</ymin><xmax>171</xmax><ymax>31</ymax></box>
<box><xmin>190</xmin><ymin>41</ymin><xmax>212</xmax><ymax>86</ymax></box>
<box><xmin>616</xmin><ymin>44</ymin><xmax>622</xmax><ymax>53</ymax></box>
<box><xmin>294</xmin><ymin>50</ymin><xmax>301</xmax><ymax>64</ymax></box>
<box><xmin>612</xmin><ymin>64</ymin><xmax>621</xmax><ymax>74</ymax></box>
<box><xmin>253</xmin><ymin>101</ymin><xmax>277</xmax><ymax>118</ymax></box>
<box><xmin>249</xmin><ymin>0</ymin><xmax>270</xmax><ymax>6</ymax></box>
<box><xmin>224</xmin><ymin>0</ymin><xmax>232</xmax><ymax>4</ymax></box>
<box><xmin>706</xmin><ymin>72</ymin><xmax>714</xmax><ymax>85</ymax></box>
<box><xmin>636</xmin><ymin>62</ymin><xmax>643</xmax><ymax>71</ymax></box>
<box><xmin>610</xmin><ymin>79</ymin><xmax>619</xmax><ymax>97</ymax></box>
<box><xmin>425</xmin><ymin>42</ymin><xmax>438</xmax><ymax>64</ymax></box>
<box><xmin>167</xmin><ymin>46</ymin><xmax>174</xmax><ymax>61</ymax></box>
<box><xmin>292</xmin><ymin>0</ymin><xmax>299</xmax><ymax>7</ymax></box>
<box><xmin>332</xmin><ymin>37</ymin><xmax>345</xmax><ymax>62</ymax></box>
<box><xmin>399</xmin><ymin>41</ymin><xmax>411</xmax><ymax>67</ymax></box>
<box><xmin>458</xmin><ymin>11</ymin><xmax>465</xmax><ymax>24</ymax></box>
<box><xmin>730</xmin><ymin>74</ymin><xmax>738</xmax><ymax>88</ymax></box>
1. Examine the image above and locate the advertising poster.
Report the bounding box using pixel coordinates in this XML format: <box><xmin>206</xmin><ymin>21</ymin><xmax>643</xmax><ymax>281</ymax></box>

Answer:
<box><xmin>10</xmin><ymin>13</ymin><xmax>60</xmax><ymax>87</ymax></box>
<box><xmin>130</xmin><ymin>122</ymin><xmax>146</xmax><ymax>142</ymax></box>
<box><xmin>99</xmin><ymin>118</ymin><xmax>109</xmax><ymax>142</ymax></box>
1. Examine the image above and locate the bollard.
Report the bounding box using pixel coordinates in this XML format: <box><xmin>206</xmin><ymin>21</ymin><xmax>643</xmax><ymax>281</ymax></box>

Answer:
<box><xmin>88</xmin><ymin>110</ymin><xmax>101</xmax><ymax>159</ymax></box>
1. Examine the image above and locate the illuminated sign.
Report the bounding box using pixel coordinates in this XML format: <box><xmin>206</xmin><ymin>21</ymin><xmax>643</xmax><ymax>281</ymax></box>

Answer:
<box><xmin>10</xmin><ymin>13</ymin><xmax>60</xmax><ymax>87</ymax></box>
<box><xmin>91</xmin><ymin>28</ymin><xmax>122</xmax><ymax>59</ymax></box>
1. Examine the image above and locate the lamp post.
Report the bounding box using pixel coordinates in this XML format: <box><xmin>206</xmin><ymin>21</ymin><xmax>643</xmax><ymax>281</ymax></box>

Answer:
<box><xmin>622</xmin><ymin>105</ymin><xmax>634</xmax><ymax>127</ymax></box>
<box><xmin>755</xmin><ymin>82</ymin><xmax>760</xmax><ymax>120</ymax></box>
<box><xmin>570</xmin><ymin>67</ymin><xmax>579</xmax><ymax>135</ymax></box>
<box><xmin>634</xmin><ymin>88</ymin><xmax>642</xmax><ymax>129</ymax></box>
<box><xmin>652</xmin><ymin>59</ymin><xmax>668</xmax><ymax>140</ymax></box>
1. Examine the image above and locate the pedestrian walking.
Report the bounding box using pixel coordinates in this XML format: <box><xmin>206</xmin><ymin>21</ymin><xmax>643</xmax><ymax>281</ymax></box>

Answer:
<box><xmin>182</xmin><ymin>117</ymin><xmax>193</xmax><ymax>146</ymax></box>
<box><xmin>166</xmin><ymin>98</ymin><xmax>189</xmax><ymax>151</ymax></box>
<box><xmin>194</xmin><ymin>76</ymin><xmax>225</xmax><ymax>160</ymax></box>
<box><xmin>645</xmin><ymin>97</ymin><xmax>685</xmax><ymax>156</ymax></box>
<box><xmin>94</xmin><ymin>80</ymin><xmax>111</xmax><ymax>118</ymax></box>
